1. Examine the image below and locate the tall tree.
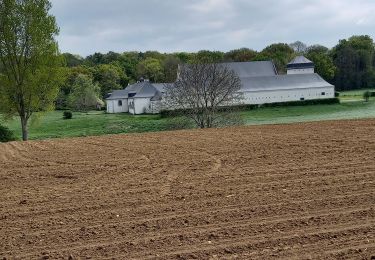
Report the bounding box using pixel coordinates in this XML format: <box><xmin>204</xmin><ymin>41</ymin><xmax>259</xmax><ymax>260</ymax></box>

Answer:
<box><xmin>256</xmin><ymin>43</ymin><xmax>295</xmax><ymax>74</ymax></box>
<box><xmin>331</xmin><ymin>35</ymin><xmax>375</xmax><ymax>90</ymax></box>
<box><xmin>163</xmin><ymin>55</ymin><xmax>181</xmax><ymax>83</ymax></box>
<box><xmin>68</xmin><ymin>74</ymin><xmax>102</xmax><ymax>111</ymax></box>
<box><xmin>136</xmin><ymin>57</ymin><xmax>164</xmax><ymax>82</ymax></box>
<box><xmin>93</xmin><ymin>64</ymin><xmax>127</xmax><ymax>98</ymax></box>
<box><xmin>0</xmin><ymin>0</ymin><xmax>64</xmax><ymax>141</ymax></box>
<box><xmin>62</xmin><ymin>53</ymin><xmax>84</xmax><ymax>67</ymax></box>
<box><xmin>305</xmin><ymin>45</ymin><xmax>336</xmax><ymax>81</ymax></box>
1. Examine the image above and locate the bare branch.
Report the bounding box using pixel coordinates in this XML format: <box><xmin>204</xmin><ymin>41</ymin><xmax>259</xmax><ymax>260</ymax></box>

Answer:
<box><xmin>164</xmin><ymin>63</ymin><xmax>243</xmax><ymax>128</ymax></box>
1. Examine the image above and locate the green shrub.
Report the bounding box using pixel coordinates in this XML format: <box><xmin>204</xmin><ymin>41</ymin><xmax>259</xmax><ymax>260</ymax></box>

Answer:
<box><xmin>335</xmin><ymin>92</ymin><xmax>340</xmax><ymax>97</ymax></box>
<box><xmin>363</xmin><ymin>91</ymin><xmax>371</xmax><ymax>102</ymax></box>
<box><xmin>0</xmin><ymin>124</ymin><xmax>16</xmax><ymax>143</ymax></box>
<box><xmin>63</xmin><ymin>111</ymin><xmax>73</xmax><ymax>120</ymax></box>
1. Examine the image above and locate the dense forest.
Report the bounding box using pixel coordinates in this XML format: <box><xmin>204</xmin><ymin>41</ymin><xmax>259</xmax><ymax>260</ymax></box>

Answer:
<box><xmin>58</xmin><ymin>35</ymin><xmax>375</xmax><ymax>110</ymax></box>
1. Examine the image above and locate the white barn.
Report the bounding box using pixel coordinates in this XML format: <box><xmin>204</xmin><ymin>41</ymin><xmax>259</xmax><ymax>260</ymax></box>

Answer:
<box><xmin>229</xmin><ymin>57</ymin><xmax>334</xmax><ymax>104</ymax></box>
<box><xmin>106</xmin><ymin>56</ymin><xmax>335</xmax><ymax>114</ymax></box>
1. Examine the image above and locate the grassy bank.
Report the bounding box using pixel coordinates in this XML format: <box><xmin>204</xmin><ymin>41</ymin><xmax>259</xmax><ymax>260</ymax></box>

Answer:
<box><xmin>0</xmin><ymin>111</ymin><xmax>182</xmax><ymax>140</ymax></box>
<box><xmin>1</xmin><ymin>93</ymin><xmax>375</xmax><ymax>141</ymax></box>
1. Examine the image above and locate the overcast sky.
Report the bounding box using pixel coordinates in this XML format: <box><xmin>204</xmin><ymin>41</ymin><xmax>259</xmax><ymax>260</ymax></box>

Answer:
<box><xmin>50</xmin><ymin>0</ymin><xmax>375</xmax><ymax>57</ymax></box>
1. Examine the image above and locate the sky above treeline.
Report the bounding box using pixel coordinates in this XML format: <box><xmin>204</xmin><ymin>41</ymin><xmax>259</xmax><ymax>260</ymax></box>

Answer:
<box><xmin>50</xmin><ymin>0</ymin><xmax>375</xmax><ymax>56</ymax></box>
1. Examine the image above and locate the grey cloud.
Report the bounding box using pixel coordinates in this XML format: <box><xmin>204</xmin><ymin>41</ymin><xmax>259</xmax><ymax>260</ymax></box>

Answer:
<box><xmin>50</xmin><ymin>0</ymin><xmax>375</xmax><ymax>56</ymax></box>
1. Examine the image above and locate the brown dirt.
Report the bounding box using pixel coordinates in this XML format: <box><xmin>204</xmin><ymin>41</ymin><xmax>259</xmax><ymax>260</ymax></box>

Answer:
<box><xmin>0</xmin><ymin>119</ymin><xmax>374</xmax><ymax>260</ymax></box>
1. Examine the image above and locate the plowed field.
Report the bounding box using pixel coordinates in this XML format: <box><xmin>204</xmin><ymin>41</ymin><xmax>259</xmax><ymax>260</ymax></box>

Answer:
<box><xmin>0</xmin><ymin>119</ymin><xmax>374</xmax><ymax>259</ymax></box>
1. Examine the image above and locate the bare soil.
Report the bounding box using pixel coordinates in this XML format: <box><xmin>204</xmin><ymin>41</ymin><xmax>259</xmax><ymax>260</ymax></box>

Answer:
<box><xmin>0</xmin><ymin>119</ymin><xmax>374</xmax><ymax>259</ymax></box>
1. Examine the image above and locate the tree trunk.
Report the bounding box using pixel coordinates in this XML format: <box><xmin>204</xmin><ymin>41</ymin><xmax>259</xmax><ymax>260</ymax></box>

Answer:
<box><xmin>20</xmin><ymin>116</ymin><xmax>28</xmax><ymax>141</ymax></box>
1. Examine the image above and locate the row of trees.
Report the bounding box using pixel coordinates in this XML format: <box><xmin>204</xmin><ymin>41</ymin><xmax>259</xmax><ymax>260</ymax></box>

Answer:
<box><xmin>60</xmin><ymin>35</ymin><xmax>375</xmax><ymax>105</ymax></box>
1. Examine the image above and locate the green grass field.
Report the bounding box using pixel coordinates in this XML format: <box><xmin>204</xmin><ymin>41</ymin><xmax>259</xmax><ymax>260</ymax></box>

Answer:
<box><xmin>0</xmin><ymin>111</ymin><xmax>186</xmax><ymax>140</ymax></box>
<box><xmin>242</xmin><ymin>100</ymin><xmax>375</xmax><ymax>125</ymax></box>
<box><xmin>1</xmin><ymin>90</ymin><xmax>375</xmax><ymax>140</ymax></box>
<box><xmin>338</xmin><ymin>88</ymin><xmax>375</xmax><ymax>101</ymax></box>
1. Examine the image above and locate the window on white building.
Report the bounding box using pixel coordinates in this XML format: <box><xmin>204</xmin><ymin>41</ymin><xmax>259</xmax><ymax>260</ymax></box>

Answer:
<box><xmin>118</xmin><ymin>100</ymin><xmax>123</xmax><ymax>106</ymax></box>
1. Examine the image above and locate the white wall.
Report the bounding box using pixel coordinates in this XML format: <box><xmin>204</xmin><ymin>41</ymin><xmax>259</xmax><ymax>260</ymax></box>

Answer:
<box><xmin>128</xmin><ymin>98</ymin><xmax>152</xmax><ymax>115</ymax></box>
<box><xmin>287</xmin><ymin>68</ymin><xmax>315</xmax><ymax>75</ymax></box>
<box><xmin>242</xmin><ymin>87</ymin><xmax>335</xmax><ymax>105</ymax></box>
<box><xmin>106</xmin><ymin>99</ymin><xmax>129</xmax><ymax>113</ymax></box>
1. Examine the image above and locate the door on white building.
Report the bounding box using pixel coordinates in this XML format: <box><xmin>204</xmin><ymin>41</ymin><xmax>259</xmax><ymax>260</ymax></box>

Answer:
<box><xmin>108</xmin><ymin>101</ymin><xmax>114</xmax><ymax>113</ymax></box>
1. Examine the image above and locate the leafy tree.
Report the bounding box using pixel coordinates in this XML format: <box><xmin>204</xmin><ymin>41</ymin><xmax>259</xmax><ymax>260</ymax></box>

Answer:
<box><xmin>175</xmin><ymin>52</ymin><xmax>195</xmax><ymax>63</ymax></box>
<box><xmin>68</xmin><ymin>74</ymin><xmax>102</xmax><ymax>111</ymax></box>
<box><xmin>224</xmin><ymin>48</ymin><xmax>257</xmax><ymax>62</ymax></box>
<box><xmin>93</xmin><ymin>64</ymin><xmax>127</xmax><ymax>98</ymax></box>
<box><xmin>62</xmin><ymin>53</ymin><xmax>84</xmax><ymax>67</ymax></box>
<box><xmin>143</xmin><ymin>51</ymin><xmax>165</xmax><ymax>60</ymax></box>
<box><xmin>84</xmin><ymin>52</ymin><xmax>105</xmax><ymax>66</ymax></box>
<box><xmin>120</xmin><ymin>51</ymin><xmax>142</xmax><ymax>83</ymax></box>
<box><xmin>307</xmin><ymin>45</ymin><xmax>330</xmax><ymax>54</ymax></box>
<box><xmin>331</xmin><ymin>35</ymin><xmax>375</xmax><ymax>90</ymax></box>
<box><xmin>56</xmin><ymin>66</ymin><xmax>92</xmax><ymax>110</ymax></box>
<box><xmin>102</xmin><ymin>51</ymin><xmax>121</xmax><ymax>64</ymax></box>
<box><xmin>0</xmin><ymin>0</ymin><xmax>64</xmax><ymax>141</ymax></box>
<box><xmin>163</xmin><ymin>55</ymin><xmax>181</xmax><ymax>82</ymax></box>
<box><xmin>256</xmin><ymin>43</ymin><xmax>295</xmax><ymax>74</ymax></box>
<box><xmin>136</xmin><ymin>58</ymin><xmax>164</xmax><ymax>82</ymax></box>
<box><xmin>192</xmin><ymin>50</ymin><xmax>225</xmax><ymax>64</ymax></box>
<box><xmin>306</xmin><ymin>46</ymin><xmax>336</xmax><ymax>81</ymax></box>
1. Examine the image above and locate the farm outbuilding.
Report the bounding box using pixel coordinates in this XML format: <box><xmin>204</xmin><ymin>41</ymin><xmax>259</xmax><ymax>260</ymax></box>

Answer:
<box><xmin>106</xmin><ymin>56</ymin><xmax>335</xmax><ymax>114</ymax></box>
<box><xmin>106</xmin><ymin>80</ymin><xmax>163</xmax><ymax>115</ymax></box>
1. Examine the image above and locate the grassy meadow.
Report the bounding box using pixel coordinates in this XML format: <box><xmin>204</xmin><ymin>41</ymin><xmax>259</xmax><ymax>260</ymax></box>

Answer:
<box><xmin>1</xmin><ymin>89</ymin><xmax>375</xmax><ymax>140</ymax></box>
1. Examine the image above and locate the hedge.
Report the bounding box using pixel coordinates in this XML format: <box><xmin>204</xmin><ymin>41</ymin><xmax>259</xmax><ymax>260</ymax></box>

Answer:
<box><xmin>160</xmin><ymin>98</ymin><xmax>340</xmax><ymax>118</ymax></box>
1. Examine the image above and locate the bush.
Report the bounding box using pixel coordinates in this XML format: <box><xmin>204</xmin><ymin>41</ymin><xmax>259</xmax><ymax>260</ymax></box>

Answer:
<box><xmin>363</xmin><ymin>91</ymin><xmax>371</xmax><ymax>102</ymax></box>
<box><xmin>0</xmin><ymin>124</ymin><xmax>16</xmax><ymax>143</ymax></box>
<box><xmin>335</xmin><ymin>92</ymin><xmax>340</xmax><ymax>97</ymax></box>
<box><xmin>63</xmin><ymin>111</ymin><xmax>73</xmax><ymax>120</ymax></box>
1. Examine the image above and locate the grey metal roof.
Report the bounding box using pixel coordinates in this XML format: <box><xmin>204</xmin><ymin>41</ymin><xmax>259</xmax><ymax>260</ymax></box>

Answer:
<box><xmin>240</xmin><ymin>73</ymin><xmax>333</xmax><ymax>92</ymax></box>
<box><xmin>287</xmin><ymin>56</ymin><xmax>314</xmax><ymax>69</ymax></box>
<box><xmin>105</xmin><ymin>89</ymin><xmax>129</xmax><ymax>100</ymax></box>
<box><xmin>106</xmin><ymin>81</ymin><xmax>161</xmax><ymax>100</ymax></box>
<box><xmin>133</xmin><ymin>82</ymin><xmax>160</xmax><ymax>98</ymax></box>
<box><xmin>152</xmin><ymin>83</ymin><xmax>174</xmax><ymax>93</ymax></box>
<box><xmin>288</xmin><ymin>56</ymin><xmax>313</xmax><ymax>65</ymax></box>
<box><xmin>222</xmin><ymin>61</ymin><xmax>278</xmax><ymax>77</ymax></box>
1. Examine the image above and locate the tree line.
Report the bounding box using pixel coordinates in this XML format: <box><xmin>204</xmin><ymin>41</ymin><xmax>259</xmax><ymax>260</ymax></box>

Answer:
<box><xmin>59</xmin><ymin>35</ymin><xmax>375</xmax><ymax>110</ymax></box>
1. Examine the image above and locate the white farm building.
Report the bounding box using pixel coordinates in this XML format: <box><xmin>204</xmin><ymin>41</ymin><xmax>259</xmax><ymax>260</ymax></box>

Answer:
<box><xmin>106</xmin><ymin>80</ymin><xmax>167</xmax><ymax>114</ymax></box>
<box><xmin>106</xmin><ymin>56</ymin><xmax>335</xmax><ymax>114</ymax></box>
